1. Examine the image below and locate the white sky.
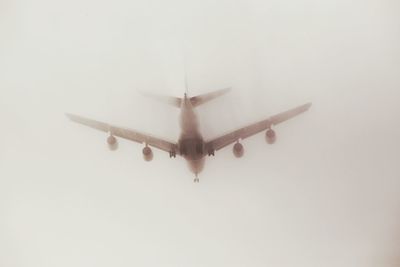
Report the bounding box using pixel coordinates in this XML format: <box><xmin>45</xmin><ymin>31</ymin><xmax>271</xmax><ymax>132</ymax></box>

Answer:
<box><xmin>1</xmin><ymin>0</ymin><xmax>400</xmax><ymax>266</ymax></box>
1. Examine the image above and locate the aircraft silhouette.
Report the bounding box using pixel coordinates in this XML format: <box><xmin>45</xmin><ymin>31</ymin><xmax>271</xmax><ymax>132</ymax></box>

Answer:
<box><xmin>67</xmin><ymin>88</ymin><xmax>311</xmax><ymax>182</ymax></box>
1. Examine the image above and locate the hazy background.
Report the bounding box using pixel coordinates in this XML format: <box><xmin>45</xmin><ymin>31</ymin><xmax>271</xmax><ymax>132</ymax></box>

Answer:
<box><xmin>1</xmin><ymin>0</ymin><xmax>400</xmax><ymax>266</ymax></box>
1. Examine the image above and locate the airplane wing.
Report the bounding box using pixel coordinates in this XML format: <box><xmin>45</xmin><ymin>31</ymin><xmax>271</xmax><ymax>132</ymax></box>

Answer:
<box><xmin>66</xmin><ymin>114</ymin><xmax>179</xmax><ymax>154</ymax></box>
<box><xmin>205</xmin><ymin>103</ymin><xmax>311</xmax><ymax>151</ymax></box>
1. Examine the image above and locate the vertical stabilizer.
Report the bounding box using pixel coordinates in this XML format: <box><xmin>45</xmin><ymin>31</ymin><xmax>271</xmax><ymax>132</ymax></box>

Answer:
<box><xmin>184</xmin><ymin>71</ymin><xmax>189</xmax><ymax>96</ymax></box>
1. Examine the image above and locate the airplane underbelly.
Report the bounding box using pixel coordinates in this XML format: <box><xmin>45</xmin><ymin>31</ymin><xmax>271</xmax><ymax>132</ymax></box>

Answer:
<box><xmin>179</xmin><ymin>138</ymin><xmax>204</xmax><ymax>159</ymax></box>
<box><xmin>187</xmin><ymin>158</ymin><xmax>205</xmax><ymax>174</ymax></box>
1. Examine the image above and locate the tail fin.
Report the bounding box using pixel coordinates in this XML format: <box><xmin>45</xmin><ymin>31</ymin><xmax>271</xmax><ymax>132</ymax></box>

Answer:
<box><xmin>139</xmin><ymin>91</ymin><xmax>182</xmax><ymax>108</ymax></box>
<box><xmin>190</xmin><ymin>88</ymin><xmax>231</xmax><ymax>107</ymax></box>
<box><xmin>184</xmin><ymin>70</ymin><xmax>189</xmax><ymax>96</ymax></box>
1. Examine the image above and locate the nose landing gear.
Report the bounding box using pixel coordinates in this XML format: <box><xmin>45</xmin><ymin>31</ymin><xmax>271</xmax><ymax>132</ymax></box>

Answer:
<box><xmin>194</xmin><ymin>174</ymin><xmax>200</xmax><ymax>183</ymax></box>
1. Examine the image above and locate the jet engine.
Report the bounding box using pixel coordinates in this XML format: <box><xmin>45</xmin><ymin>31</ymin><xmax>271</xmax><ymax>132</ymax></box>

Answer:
<box><xmin>265</xmin><ymin>129</ymin><xmax>276</xmax><ymax>144</ymax></box>
<box><xmin>233</xmin><ymin>142</ymin><xmax>244</xmax><ymax>158</ymax></box>
<box><xmin>142</xmin><ymin>146</ymin><xmax>153</xmax><ymax>161</ymax></box>
<box><xmin>107</xmin><ymin>135</ymin><xmax>118</xmax><ymax>151</ymax></box>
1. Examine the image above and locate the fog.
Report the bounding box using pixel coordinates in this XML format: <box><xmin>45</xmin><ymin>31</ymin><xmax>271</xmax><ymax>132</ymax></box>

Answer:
<box><xmin>1</xmin><ymin>0</ymin><xmax>400</xmax><ymax>266</ymax></box>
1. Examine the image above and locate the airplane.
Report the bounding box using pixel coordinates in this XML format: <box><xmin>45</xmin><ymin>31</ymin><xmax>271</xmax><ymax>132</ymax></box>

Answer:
<box><xmin>66</xmin><ymin>88</ymin><xmax>311</xmax><ymax>183</ymax></box>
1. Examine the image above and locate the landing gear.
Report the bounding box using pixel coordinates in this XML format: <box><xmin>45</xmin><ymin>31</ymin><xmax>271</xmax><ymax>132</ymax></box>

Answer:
<box><xmin>169</xmin><ymin>151</ymin><xmax>176</xmax><ymax>158</ymax></box>
<box><xmin>194</xmin><ymin>174</ymin><xmax>200</xmax><ymax>183</ymax></box>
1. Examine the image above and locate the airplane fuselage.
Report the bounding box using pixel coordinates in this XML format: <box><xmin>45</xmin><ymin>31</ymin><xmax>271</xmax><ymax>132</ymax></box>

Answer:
<box><xmin>178</xmin><ymin>93</ymin><xmax>206</xmax><ymax>176</ymax></box>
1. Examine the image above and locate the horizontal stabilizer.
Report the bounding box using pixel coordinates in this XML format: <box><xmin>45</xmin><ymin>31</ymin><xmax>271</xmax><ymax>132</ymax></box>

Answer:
<box><xmin>140</xmin><ymin>91</ymin><xmax>182</xmax><ymax>108</ymax></box>
<box><xmin>190</xmin><ymin>88</ymin><xmax>231</xmax><ymax>107</ymax></box>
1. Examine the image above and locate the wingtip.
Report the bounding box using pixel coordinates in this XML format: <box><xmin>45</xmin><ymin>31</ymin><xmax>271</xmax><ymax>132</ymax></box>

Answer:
<box><xmin>65</xmin><ymin>113</ymin><xmax>78</xmax><ymax>121</ymax></box>
<box><xmin>223</xmin><ymin>87</ymin><xmax>232</xmax><ymax>93</ymax></box>
<box><xmin>138</xmin><ymin>90</ymin><xmax>151</xmax><ymax>98</ymax></box>
<box><xmin>137</xmin><ymin>90</ymin><xmax>147</xmax><ymax>95</ymax></box>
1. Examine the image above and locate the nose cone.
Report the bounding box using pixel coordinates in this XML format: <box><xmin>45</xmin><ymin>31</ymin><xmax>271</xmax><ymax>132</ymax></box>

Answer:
<box><xmin>188</xmin><ymin>158</ymin><xmax>205</xmax><ymax>175</ymax></box>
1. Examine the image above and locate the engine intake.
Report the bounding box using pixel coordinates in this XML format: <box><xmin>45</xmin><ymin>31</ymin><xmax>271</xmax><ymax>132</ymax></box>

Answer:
<box><xmin>142</xmin><ymin>146</ymin><xmax>153</xmax><ymax>161</ymax></box>
<box><xmin>107</xmin><ymin>135</ymin><xmax>118</xmax><ymax>151</ymax></box>
<box><xmin>265</xmin><ymin>129</ymin><xmax>276</xmax><ymax>144</ymax></box>
<box><xmin>233</xmin><ymin>142</ymin><xmax>244</xmax><ymax>158</ymax></box>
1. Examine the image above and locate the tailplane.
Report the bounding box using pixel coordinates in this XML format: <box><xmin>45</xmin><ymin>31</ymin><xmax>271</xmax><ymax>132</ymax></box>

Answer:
<box><xmin>190</xmin><ymin>87</ymin><xmax>231</xmax><ymax>107</ymax></box>
<box><xmin>139</xmin><ymin>91</ymin><xmax>182</xmax><ymax>108</ymax></box>
<box><xmin>140</xmin><ymin>87</ymin><xmax>231</xmax><ymax>108</ymax></box>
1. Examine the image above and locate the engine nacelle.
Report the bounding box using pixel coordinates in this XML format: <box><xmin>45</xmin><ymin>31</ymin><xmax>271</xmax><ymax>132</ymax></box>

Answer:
<box><xmin>142</xmin><ymin>146</ymin><xmax>153</xmax><ymax>162</ymax></box>
<box><xmin>107</xmin><ymin>135</ymin><xmax>118</xmax><ymax>151</ymax></box>
<box><xmin>265</xmin><ymin>129</ymin><xmax>276</xmax><ymax>144</ymax></box>
<box><xmin>233</xmin><ymin>142</ymin><xmax>244</xmax><ymax>158</ymax></box>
